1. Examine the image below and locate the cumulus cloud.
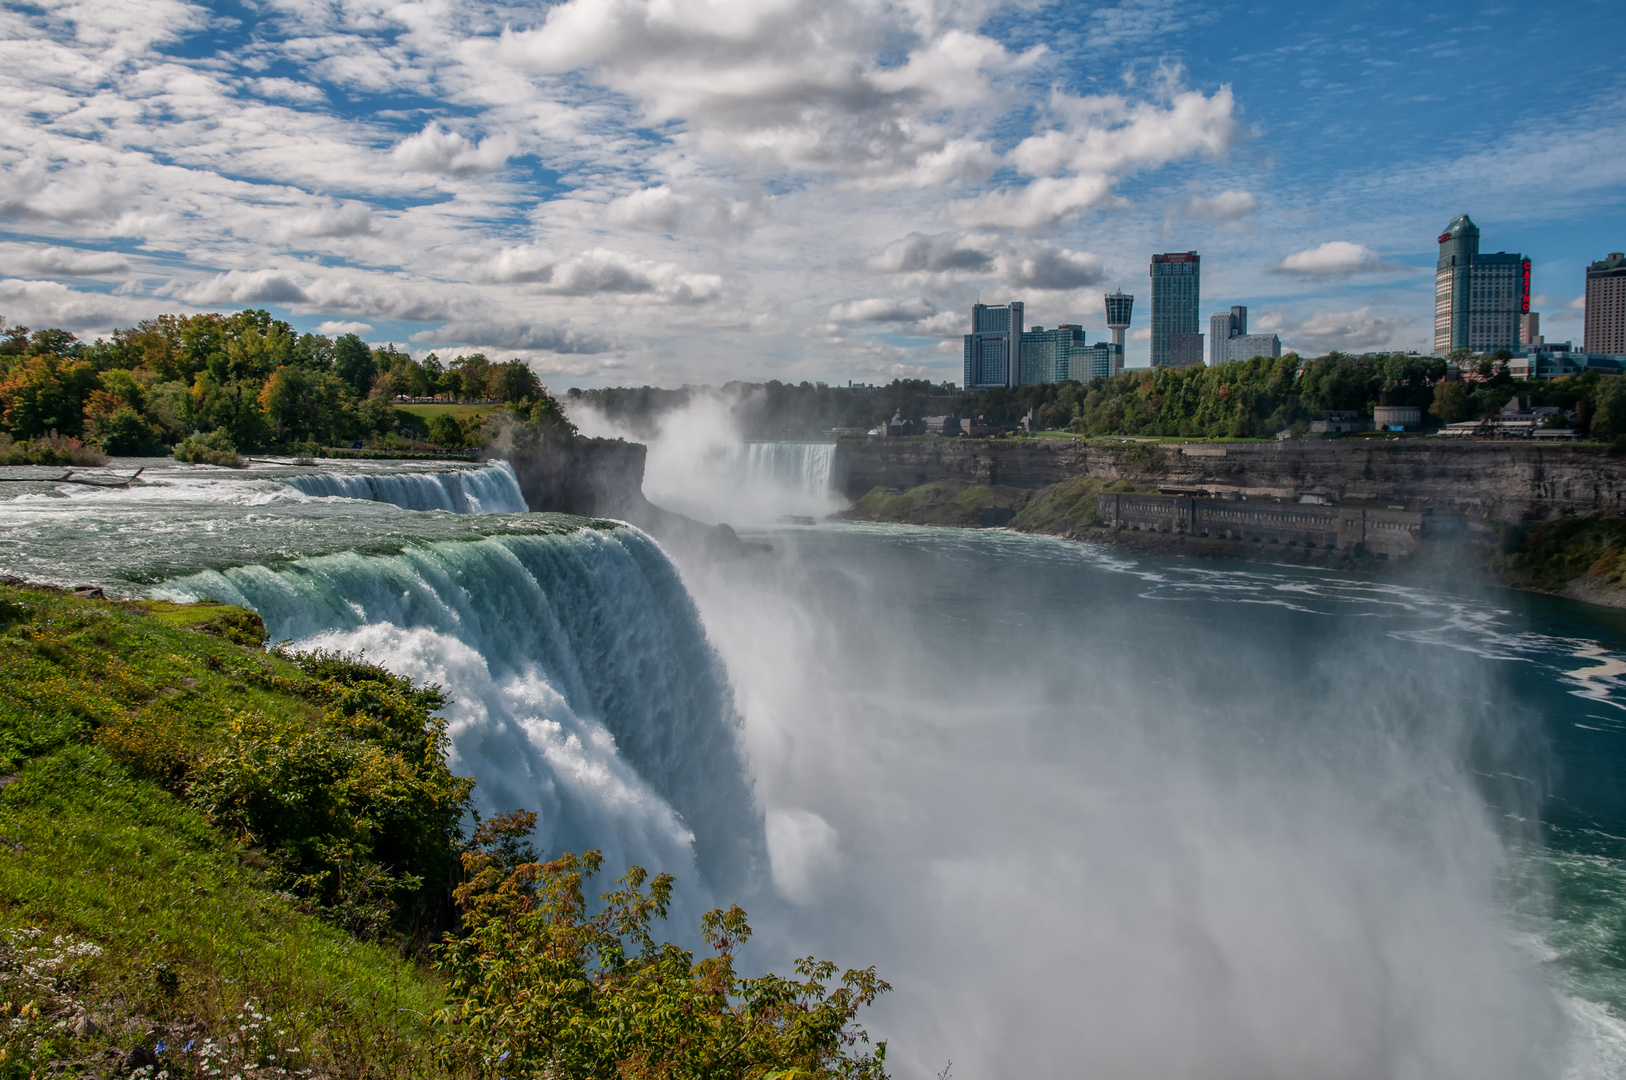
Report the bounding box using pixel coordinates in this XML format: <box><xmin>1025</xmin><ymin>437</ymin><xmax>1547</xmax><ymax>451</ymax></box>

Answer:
<box><xmin>8</xmin><ymin>246</ymin><xmax>131</xmax><ymax>276</ymax></box>
<box><xmin>478</xmin><ymin>247</ymin><xmax>723</xmax><ymax>304</ymax></box>
<box><xmin>0</xmin><ymin>278</ymin><xmax>179</xmax><ymax>331</ymax></box>
<box><xmin>281</xmin><ymin>202</ymin><xmax>376</xmax><ymax>239</ymax></box>
<box><xmin>1169</xmin><ymin>189</ymin><xmax>1255</xmax><ymax>221</ymax></box>
<box><xmin>181</xmin><ymin>269</ymin><xmax>310</xmax><ymax>305</ymax></box>
<box><xmin>495</xmin><ymin>0</ymin><xmax>1018</xmax><ymax>184</ymax></box>
<box><xmin>603</xmin><ymin>185</ymin><xmax>766</xmax><ymax>237</ymax></box>
<box><xmin>865</xmin><ymin>232</ymin><xmax>997</xmax><ymax>275</ymax></box>
<box><xmin>1273</xmin><ymin>242</ymin><xmax>1409</xmax><ymax>278</ymax></box>
<box><xmin>411</xmin><ymin>320</ymin><xmax>611</xmax><ymax>354</ymax></box>
<box><xmin>998</xmin><ymin>246</ymin><xmax>1105</xmax><ymax>290</ymax></box>
<box><xmin>392</xmin><ymin>123</ymin><xmax>513</xmax><ymax>176</ymax></box>
<box><xmin>1257</xmin><ymin>306</ymin><xmax>1416</xmax><ymax>354</ymax></box>
<box><xmin>315</xmin><ymin>320</ymin><xmax>373</xmax><ymax>336</ymax></box>
<box><xmin>959</xmin><ymin>87</ymin><xmax>1240</xmax><ymax>229</ymax></box>
<box><xmin>827</xmin><ymin>297</ymin><xmax>938</xmax><ymax>323</ymax></box>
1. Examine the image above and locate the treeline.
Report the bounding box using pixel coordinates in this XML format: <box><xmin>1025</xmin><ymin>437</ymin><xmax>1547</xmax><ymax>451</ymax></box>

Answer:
<box><xmin>0</xmin><ymin>310</ymin><xmax>552</xmax><ymax>463</ymax></box>
<box><xmin>569</xmin><ymin>379</ymin><xmax>959</xmax><ymax>439</ymax></box>
<box><xmin>575</xmin><ymin>352</ymin><xmax>1626</xmax><ymax>443</ymax></box>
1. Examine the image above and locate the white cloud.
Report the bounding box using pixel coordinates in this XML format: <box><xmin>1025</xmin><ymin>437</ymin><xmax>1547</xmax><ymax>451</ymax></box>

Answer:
<box><xmin>1169</xmin><ymin>189</ymin><xmax>1255</xmax><ymax>221</ymax></box>
<box><xmin>477</xmin><ymin>247</ymin><xmax>724</xmax><ymax>304</ymax></box>
<box><xmin>997</xmin><ymin>246</ymin><xmax>1105</xmax><ymax>291</ymax></box>
<box><xmin>828</xmin><ymin>297</ymin><xmax>939</xmax><ymax>323</ymax></box>
<box><xmin>392</xmin><ymin>123</ymin><xmax>514</xmax><ymax>176</ymax></box>
<box><xmin>315</xmin><ymin>320</ymin><xmax>373</xmax><ymax>336</ymax></box>
<box><xmin>1258</xmin><ymin>305</ymin><xmax>1416</xmax><ymax>354</ymax></box>
<box><xmin>1273</xmin><ymin>241</ymin><xmax>1409</xmax><ymax>278</ymax></box>
<box><xmin>411</xmin><ymin>319</ymin><xmax>611</xmax><ymax>354</ymax></box>
<box><xmin>7</xmin><ymin>246</ymin><xmax>131</xmax><ymax>276</ymax></box>
<box><xmin>281</xmin><ymin>202</ymin><xmax>376</xmax><ymax>239</ymax></box>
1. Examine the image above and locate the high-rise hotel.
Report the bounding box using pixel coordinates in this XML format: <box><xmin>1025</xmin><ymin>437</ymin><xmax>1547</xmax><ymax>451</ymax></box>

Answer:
<box><xmin>963</xmin><ymin>302</ymin><xmax>1024</xmax><ymax>389</ymax></box>
<box><xmin>1586</xmin><ymin>253</ymin><xmax>1626</xmax><ymax>355</ymax></box>
<box><xmin>1433</xmin><ymin>215</ymin><xmax>1529</xmax><ymax>355</ymax></box>
<box><xmin>1150</xmin><ymin>252</ymin><xmax>1202</xmax><ymax>367</ymax></box>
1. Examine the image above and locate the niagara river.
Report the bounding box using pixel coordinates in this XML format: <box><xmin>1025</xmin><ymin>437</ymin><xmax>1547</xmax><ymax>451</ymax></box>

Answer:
<box><xmin>3</xmin><ymin>454</ymin><xmax>1625</xmax><ymax>1078</ymax></box>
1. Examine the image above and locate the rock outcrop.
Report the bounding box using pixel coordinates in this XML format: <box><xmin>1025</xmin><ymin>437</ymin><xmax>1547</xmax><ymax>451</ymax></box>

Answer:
<box><xmin>836</xmin><ymin>438</ymin><xmax>1626</xmax><ymax>523</ymax></box>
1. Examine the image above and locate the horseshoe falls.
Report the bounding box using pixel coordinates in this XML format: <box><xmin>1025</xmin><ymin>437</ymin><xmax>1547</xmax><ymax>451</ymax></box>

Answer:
<box><xmin>4</xmin><ymin>457</ymin><xmax>1626</xmax><ymax>1079</ymax></box>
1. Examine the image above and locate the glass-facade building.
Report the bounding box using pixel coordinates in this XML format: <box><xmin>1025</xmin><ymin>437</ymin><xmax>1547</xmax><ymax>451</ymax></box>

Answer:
<box><xmin>1433</xmin><ymin>214</ymin><xmax>1528</xmax><ymax>355</ymax></box>
<box><xmin>963</xmin><ymin>302</ymin><xmax>1024</xmax><ymax>389</ymax></box>
<box><xmin>1151</xmin><ymin>252</ymin><xmax>1201</xmax><ymax>367</ymax></box>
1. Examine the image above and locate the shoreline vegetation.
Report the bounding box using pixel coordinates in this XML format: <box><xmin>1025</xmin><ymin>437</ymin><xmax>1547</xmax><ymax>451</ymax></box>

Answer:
<box><xmin>0</xmin><ymin>583</ymin><xmax>888</xmax><ymax>1078</ymax></box>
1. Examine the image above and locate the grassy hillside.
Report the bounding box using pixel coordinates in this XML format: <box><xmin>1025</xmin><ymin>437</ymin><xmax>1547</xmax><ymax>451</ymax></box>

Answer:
<box><xmin>0</xmin><ymin>585</ymin><xmax>453</xmax><ymax>1077</ymax></box>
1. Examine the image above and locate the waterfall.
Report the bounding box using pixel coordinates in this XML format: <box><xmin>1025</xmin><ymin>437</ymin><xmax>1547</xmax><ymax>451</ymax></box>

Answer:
<box><xmin>286</xmin><ymin>461</ymin><xmax>528</xmax><ymax>514</ymax></box>
<box><xmin>642</xmin><ymin>440</ymin><xmax>842</xmax><ymax>524</ymax></box>
<box><xmin>152</xmin><ymin>526</ymin><xmax>760</xmax><ymax>895</ymax></box>
<box><xmin>738</xmin><ymin>442</ymin><xmax>836</xmax><ymax>506</ymax></box>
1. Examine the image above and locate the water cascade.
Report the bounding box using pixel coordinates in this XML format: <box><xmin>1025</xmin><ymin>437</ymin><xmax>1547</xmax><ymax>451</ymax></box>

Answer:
<box><xmin>155</xmin><ymin>526</ymin><xmax>760</xmax><ymax>895</ymax></box>
<box><xmin>286</xmin><ymin>461</ymin><xmax>528</xmax><ymax>513</ymax></box>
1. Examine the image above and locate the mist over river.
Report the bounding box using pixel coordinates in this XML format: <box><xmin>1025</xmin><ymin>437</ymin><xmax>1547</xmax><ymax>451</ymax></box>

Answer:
<box><xmin>3</xmin><ymin>456</ymin><xmax>1625</xmax><ymax>1078</ymax></box>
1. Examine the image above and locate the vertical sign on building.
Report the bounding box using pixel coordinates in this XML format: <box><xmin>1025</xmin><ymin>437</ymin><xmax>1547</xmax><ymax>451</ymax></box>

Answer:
<box><xmin>1522</xmin><ymin>260</ymin><xmax>1531</xmax><ymax>314</ymax></box>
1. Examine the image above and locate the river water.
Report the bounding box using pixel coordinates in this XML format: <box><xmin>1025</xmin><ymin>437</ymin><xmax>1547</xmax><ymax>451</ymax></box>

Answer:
<box><xmin>2</xmin><ymin>458</ymin><xmax>1624</xmax><ymax>1078</ymax></box>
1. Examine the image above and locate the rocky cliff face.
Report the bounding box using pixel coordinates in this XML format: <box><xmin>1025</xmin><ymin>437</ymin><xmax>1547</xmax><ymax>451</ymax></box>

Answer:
<box><xmin>837</xmin><ymin>439</ymin><xmax>1626</xmax><ymax>523</ymax></box>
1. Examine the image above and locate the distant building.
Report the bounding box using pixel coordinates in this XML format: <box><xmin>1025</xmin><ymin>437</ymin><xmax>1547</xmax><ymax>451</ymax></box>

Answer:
<box><xmin>1507</xmin><ymin>341</ymin><xmax>1626</xmax><ymax>381</ymax></box>
<box><xmin>1070</xmin><ymin>340</ymin><xmax>1122</xmax><ymax>381</ymax></box>
<box><xmin>1373</xmin><ymin>405</ymin><xmax>1422</xmax><ymax>431</ymax></box>
<box><xmin>963</xmin><ymin>302</ymin><xmax>1024</xmax><ymax>389</ymax></box>
<box><xmin>1521</xmin><ymin>312</ymin><xmax>1543</xmax><ymax>346</ymax></box>
<box><xmin>1586</xmin><ymin>253</ymin><xmax>1626</xmax><ymax>355</ymax></box>
<box><xmin>1433</xmin><ymin>215</ymin><xmax>1528</xmax><ymax>354</ymax></box>
<box><xmin>1207</xmin><ymin>305</ymin><xmax>1282</xmax><ymax>365</ymax></box>
<box><xmin>1020</xmin><ymin>324</ymin><xmax>1083</xmax><ymax>384</ymax></box>
<box><xmin>1168</xmin><ymin>332</ymin><xmax>1205</xmax><ymax>369</ymax></box>
<box><xmin>1151</xmin><ymin>252</ymin><xmax>1200</xmax><ymax>367</ymax></box>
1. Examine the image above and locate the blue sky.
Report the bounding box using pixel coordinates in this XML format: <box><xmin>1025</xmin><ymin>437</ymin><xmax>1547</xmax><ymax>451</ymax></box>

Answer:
<box><xmin>1</xmin><ymin>0</ymin><xmax>1622</xmax><ymax>385</ymax></box>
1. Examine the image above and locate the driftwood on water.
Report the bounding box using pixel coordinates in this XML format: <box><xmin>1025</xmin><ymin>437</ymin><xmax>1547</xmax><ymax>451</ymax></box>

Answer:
<box><xmin>0</xmin><ymin>468</ymin><xmax>145</xmax><ymax>488</ymax></box>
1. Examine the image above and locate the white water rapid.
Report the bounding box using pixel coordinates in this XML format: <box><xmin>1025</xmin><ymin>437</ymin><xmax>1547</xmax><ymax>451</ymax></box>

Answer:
<box><xmin>154</xmin><ymin>527</ymin><xmax>760</xmax><ymax>898</ymax></box>
<box><xmin>285</xmin><ymin>460</ymin><xmax>528</xmax><ymax>513</ymax></box>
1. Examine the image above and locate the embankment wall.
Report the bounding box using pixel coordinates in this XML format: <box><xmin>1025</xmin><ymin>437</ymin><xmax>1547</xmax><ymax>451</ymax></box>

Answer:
<box><xmin>836</xmin><ymin>439</ymin><xmax>1626</xmax><ymax>523</ymax></box>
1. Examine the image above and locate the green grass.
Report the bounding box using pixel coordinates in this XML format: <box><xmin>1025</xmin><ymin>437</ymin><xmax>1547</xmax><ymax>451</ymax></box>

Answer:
<box><xmin>0</xmin><ymin>586</ymin><xmax>451</xmax><ymax>1077</ymax></box>
<box><xmin>393</xmin><ymin>404</ymin><xmax>500</xmax><ymax>428</ymax></box>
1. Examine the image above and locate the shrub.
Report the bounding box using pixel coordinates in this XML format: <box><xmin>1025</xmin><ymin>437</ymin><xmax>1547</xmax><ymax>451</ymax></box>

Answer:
<box><xmin>173</xmin><ymin>428</ymin><xmax>246</xmax><ymax>467</ymax></box>
<box><xmin>427</xmin><ymin>413</ymin><xmax>466</xmax><ymax>447</ymax></box>
<box><xmin>0</xmin><ymin>431</ymin><xmax>108</xmax><ymax>465</ymax></box>
<box><xmin>434</xmin><ymin>813</ymin><xmax>890</xmax><ymax>1080</ymax></box>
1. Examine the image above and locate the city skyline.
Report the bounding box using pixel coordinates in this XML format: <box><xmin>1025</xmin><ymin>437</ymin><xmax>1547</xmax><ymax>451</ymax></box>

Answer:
<box><xmin>0</xmin><ymin>1</ymin><xmax>1623</xmax><ymax>385</ymax></box>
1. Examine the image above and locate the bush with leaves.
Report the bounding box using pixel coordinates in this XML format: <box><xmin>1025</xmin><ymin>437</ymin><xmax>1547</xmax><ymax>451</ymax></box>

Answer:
<box><xmin>187</xmin><ymin>651</ymin><xmax>474</xmax><ymax>941</ymax></box>
<box><xmin>173</xmin><ymin>427</ymin><xmax>246</xmax><ymax>467</ymax></box>
<box><xmin>435</xmin><ymin>811</ymin><xmax>890</xmax><ymax>1080</ymax></box>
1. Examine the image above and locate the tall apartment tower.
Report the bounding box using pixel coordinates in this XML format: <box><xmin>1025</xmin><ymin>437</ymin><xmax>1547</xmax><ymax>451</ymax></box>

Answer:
<box><xmin>1586</xmin><ymin>253</ymin><xmax>1626</xmax><ymax>354</ymax></box>
<box><xmin>962</xmin><ymin>301</ymin><xmax>1024</xmax><ymax>389</ymax></box>
<box><xmin>1433</xmin><ymin>215</ymin><xmax>1529</xmax><ymax>355</ymax></box>
<box><xmin>1150</xmin><ymin>252</ymin><xmax>1201</xmax><ymax>368</ymax></box>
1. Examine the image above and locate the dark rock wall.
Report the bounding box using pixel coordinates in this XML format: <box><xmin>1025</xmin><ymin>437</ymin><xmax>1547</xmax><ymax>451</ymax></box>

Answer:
<box><xmin>837</xmin><ymin>439</ymin><xmax>1626</xmax><ymax>523</ymax></box>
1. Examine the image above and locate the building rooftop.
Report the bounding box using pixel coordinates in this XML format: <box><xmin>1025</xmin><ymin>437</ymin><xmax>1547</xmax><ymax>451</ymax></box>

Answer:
<box><xmin>1438</xmin><ymin>214</ymin><xmax>1479</xmax><ymax>242</ymax></box>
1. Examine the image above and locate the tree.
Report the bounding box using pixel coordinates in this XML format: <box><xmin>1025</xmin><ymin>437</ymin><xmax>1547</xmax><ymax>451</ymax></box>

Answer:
<box><xmin>1430</xmin><ymin>380</ymin><xmax>1469</xmax><ymax>425</ymax></box>
<box><xmin>427</xmin><ymin>414</ymin><xmax>465</xmax><ymax>447</ymax></box>
<box><xmin>333</xmin><ymin>334</ymin><xmax>376</xmax><ymax>398</ymax></box>
<box><xmin>488</xmin><ymin>359</ymin><xmax>543</xmax><ymax>404</ymax></box>
<box><xmin>434</xmin><ymin>812</ymin><xmax>890</xmax><ymax>1080</ymax></box>
<box><xmin>0</xmin><ymin>353</ymin><xmax>99</xmax><ymax>438</ymax></box>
